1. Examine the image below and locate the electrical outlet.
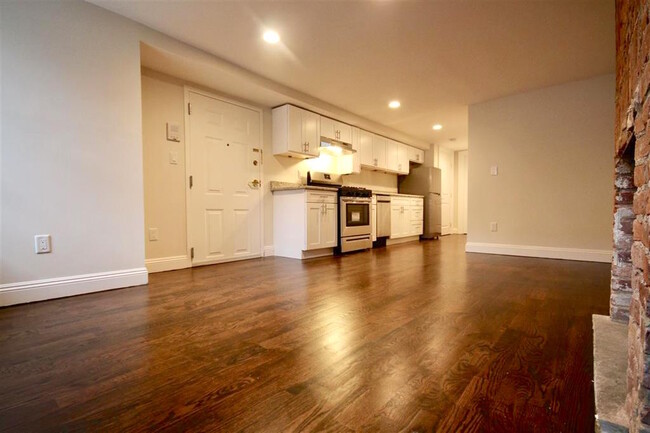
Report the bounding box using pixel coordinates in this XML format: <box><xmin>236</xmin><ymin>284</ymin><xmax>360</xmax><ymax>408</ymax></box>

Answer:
<box><xmin>148</xmin><ymin>228</ymin><xmax>159</xmax><ymax>241</ymax></box>
<box><xmin>490</xmin><ymin>165</ymin><xmax>498</xmax><ymax>176</ymax></box>
<box><xmin>490</xmin><ymin>222</ymin><xmax>498</xmax><ymax>232</ymax></box>
<box><xmin>34</xmin><ymin>235</ymin><xmax>51</xmax><ymax>254</ymax></box>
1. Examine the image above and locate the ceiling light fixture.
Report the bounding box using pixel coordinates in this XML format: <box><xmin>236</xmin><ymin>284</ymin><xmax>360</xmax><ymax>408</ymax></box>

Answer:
<box><xmin>263</xmin><ymin>30</ymin><xmax>280</xmax><ymax>44</ymax></box>
<box><xmin>432</xmin><ymin>124</ymin><xmax>443</xmax><ymax>130</ymax></box>
<box><xmin>388</xmin><ymin>100</ymin><xmax>401</xmax><ymax>109</ymax></box>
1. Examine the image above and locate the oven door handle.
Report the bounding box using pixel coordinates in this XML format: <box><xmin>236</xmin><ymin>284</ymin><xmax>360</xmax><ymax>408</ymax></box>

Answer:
<box><xmin>341</xmin><ymin>199</ymin><xmax>371</xmax><ymax>204</ymax></box>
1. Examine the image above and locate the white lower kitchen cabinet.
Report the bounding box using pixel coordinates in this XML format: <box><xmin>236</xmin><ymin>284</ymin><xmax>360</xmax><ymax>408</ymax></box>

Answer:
<box><xmin>273</xmin><ymin>189</ymin><xmax>338</xmax><ymax>259</ymax></box>
<box><xmin>390</xmin><ymin>196</ymin><xmax>424</xmax><ymax>240</ymax></box>
<box><xmin>409</xmin><ymin>198</ymin><xmax>424</xmax><ymax>236</ymax></box>
<box><xmin>306</xmin><ymin>202</ymin><xmax>337</xmax><ymax>249</ymax></box>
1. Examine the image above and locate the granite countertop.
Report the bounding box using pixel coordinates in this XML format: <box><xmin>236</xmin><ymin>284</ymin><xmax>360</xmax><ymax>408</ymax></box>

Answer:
<box><xmin>270</xmin><ymin>182</ymin><xmax>422</xmax><ymax>197</ymax></box>
<box><xmin>270</xmin><ymin>181</ymin><xmax>339</xmax><ymax>192</ymax></box>
<box><xmin>372</xmin><ymin>191</ymin><xmax>424</xmax><ymax>198</ymax></box>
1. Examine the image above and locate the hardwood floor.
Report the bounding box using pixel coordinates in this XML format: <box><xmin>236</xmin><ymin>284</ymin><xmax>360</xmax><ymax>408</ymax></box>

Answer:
<box><xmin>0</xmin><ymin>235</ymin><xmax>610</xmax><ymax>432</ymax></box>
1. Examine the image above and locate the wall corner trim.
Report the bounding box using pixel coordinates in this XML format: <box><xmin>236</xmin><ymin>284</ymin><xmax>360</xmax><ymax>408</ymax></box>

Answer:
<box><xmin>0</xmin><ymin>268</ymin><xmax>148</xmax><ymax>307</ymax></box>
<box><xmin>263</xmin><ymin>246</ymin><xmax>275</xmax><ymax>257</ymax></box>
<box><xmin>145</xmin><ymin>255</ymin><xmax>191</xmax><ymax>273</ymax></box>
<box><xmin>465</xmin><ymin>242</ymin><xmax>612</xmax><ymax>263</ymax></box>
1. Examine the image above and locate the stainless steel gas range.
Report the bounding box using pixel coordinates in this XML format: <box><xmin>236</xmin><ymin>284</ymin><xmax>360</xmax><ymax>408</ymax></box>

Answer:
<box><xmin>337</xmin><ymin>186</ymin><xmax>372</xmax><ymax>253</ymax></box>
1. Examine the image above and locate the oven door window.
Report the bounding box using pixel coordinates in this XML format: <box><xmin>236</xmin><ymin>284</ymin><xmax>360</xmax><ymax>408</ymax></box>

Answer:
<box><xmin>346</xmin><ymin>203</ymin><xmax>370</xmax><ymax>226</ymax></box>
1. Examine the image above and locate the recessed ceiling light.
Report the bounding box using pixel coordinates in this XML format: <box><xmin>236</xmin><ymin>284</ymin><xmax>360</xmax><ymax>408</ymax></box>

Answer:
<box><xmin>263</xmin><ymin>30</ymin><xmax>280</xmax><ymax>44</ymax></box>
<box><xmin>388</xmin><ymin>100</ymin><xmax>401</xmax><ymax>109</ymax></box>
<box><xmin>432</xmin><ymin>124</ymin><xmax>443</xmax><ymax>130</ymax></box>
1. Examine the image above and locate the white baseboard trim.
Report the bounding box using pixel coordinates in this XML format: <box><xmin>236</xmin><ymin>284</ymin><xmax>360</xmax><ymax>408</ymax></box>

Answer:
<box><xmin>263</xmin><ymin>245</ymin><xmax>275</xmax><ymax>257</ymax></box>
<box><xmin>465</xmin><ymin>242</ymin><xmax>612</xmax><ymax>263</ymax></box>
<box><xmin>0</xmin><ymin>268</ymin><xmax>148</xmax><ymax>307</ymax></box>
<box><xmin>145</xmin><ymin>255</ymin><xmax>191</xmax><ymax>273</ymax></box>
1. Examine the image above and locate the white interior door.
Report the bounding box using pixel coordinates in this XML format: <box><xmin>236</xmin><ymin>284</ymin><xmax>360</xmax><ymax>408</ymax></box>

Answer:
<box><xmin>187</xmin><ymin>91</ymin><xmax>262</xmax><ymax>265</ymax></box>
<box><xmin>438</xmin><ymin>146</ymin><xmax>454</xmax><ymax>235</ymax></box>
<box><xmin>457</xmin><ymin>150</ymin><xmax>468</xmax><ymax>234</ymax></box>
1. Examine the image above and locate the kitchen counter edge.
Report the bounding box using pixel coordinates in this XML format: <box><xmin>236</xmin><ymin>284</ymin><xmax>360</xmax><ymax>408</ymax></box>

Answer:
<box><xmin>270</xmin><ymin>181</ymin><xmax>339</xmax><ymax>193</ymax></box>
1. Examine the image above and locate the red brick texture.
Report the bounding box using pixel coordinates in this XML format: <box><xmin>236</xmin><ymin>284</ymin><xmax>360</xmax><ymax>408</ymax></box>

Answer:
<box><xmin>616</xmin><ymin>1</ymin><xmax>650</xmax><ymax>431</ymax></box>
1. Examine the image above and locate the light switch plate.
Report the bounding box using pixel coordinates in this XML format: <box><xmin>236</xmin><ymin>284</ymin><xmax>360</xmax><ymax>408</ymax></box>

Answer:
<box><xmin>490</xmin><ymin>165</ymin><xmax>498</xmax><ymax>176</ymax></box>
<box><xmin>166</xmin><ymin>122</ymin><xmax>181</xmax><ymax>142</ymax></box>
<box><xmin>148</xmin><ymin>228</ymin><xmax>159</xmax><ymax>241</ymax></box>
<box><xmin>169</xmin><ymin>151</ymin><xmax>178</xmax><ymax>165</ymax></box>
<box><xmin>490</xmin><ymin>222</ymin><xmax>498</xmax><ymax>232</ymax></box>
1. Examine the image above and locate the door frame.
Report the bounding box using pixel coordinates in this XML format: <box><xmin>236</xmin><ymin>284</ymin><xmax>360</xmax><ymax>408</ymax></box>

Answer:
<box><xmin>457</xmin><ymin>150</ymin><xmax>468</xmax><ymax>234</ymax></box>
<box><xmin>183</xmin><ymin>86</ymin><xmax>265</xmax><ymax>266</ymax></box>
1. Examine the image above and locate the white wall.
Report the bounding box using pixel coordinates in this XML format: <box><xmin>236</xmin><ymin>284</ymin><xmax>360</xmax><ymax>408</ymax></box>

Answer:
<box><xmin>0</xmin><ymin>2</ymin><xmax>3</xmax><ymax>283</ymax></box>
<box><xmin>467</xmin><ymin>74</ymin><xmax>614</xmax><ymax>262</ymax></box>
<box><xmin>1</xmin><ymin>1</ymin><xmax>146</xmax><ymax>292</ymax></box>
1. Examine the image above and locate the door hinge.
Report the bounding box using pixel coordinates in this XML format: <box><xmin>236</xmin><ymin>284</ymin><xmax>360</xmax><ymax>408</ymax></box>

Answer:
<box><xmin>189</xmin><ymin>175</ymin><xmax>193</xmax><ymax>189</ymax></box>
<box><xmin>190</xmin><ymin>247</ymin><xmax>194</xmax><ymax>260</ymax></box>
<box><xmin>188</xmin><ymin>102</ymin><xmax>192</xmax><ymax>115</ymax></box>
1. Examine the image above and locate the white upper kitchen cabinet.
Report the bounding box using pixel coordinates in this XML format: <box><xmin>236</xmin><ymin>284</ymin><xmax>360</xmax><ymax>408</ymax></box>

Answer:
<box><xmin>397</xmin><ymin>143</ymin><xmax>409</xmax><ymax>174</ymax></box>
<box><xmin>353</xmin><ymin>127</ymin><xmax>373</xmax><ymax>167</ymax></box>
<box><xmin>371</xmin><ymin>134</ymin><xmax>387</xmax><ymax>169</ymax></box>
<box><xmin>273</xmin><ymin>104</ymin><xmax>320</xmax><ymax>158</ymax></box>
<box><xmin>407</xmin><ymin>146</ymin><xmax>425</xmax><ymax>164</ymax></box>
<box><xmin>386</xmin><ymin>139</ymin><xmax>399</xmax><ymax>172</ymax></box>
<box><xmin>321</xmin><ymin>116</ymin><xmax>352</xmax><ymax>144</ymax></box>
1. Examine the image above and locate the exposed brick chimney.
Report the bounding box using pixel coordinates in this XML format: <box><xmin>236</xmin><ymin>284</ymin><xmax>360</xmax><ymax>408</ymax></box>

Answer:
<box><xmin>615</xmin><ymin>1</ymin><xmax>650</xmax><ymax>430</ymax></box>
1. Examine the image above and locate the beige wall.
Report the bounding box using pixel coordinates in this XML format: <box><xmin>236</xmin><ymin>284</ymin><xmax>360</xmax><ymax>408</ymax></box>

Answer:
<box><xmin>142</xmin><ymin>74</ymin><xmax>187</xmax><ymax>260</ymax></box>
<box><xmin>467</xmin><ymin>74</ymin><xmax>614</xmax><ymax>254</ymax></box>
<box><xmin>141</xmin><ymin>71</ymin><xmax>398</xmax><ymax>260</ymax></box>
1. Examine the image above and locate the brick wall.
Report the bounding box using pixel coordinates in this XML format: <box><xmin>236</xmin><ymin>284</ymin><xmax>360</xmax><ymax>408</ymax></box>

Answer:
<box><xmin>613</xmin><ymin>147</ymin><xmax>635</xmax><ymax>322</ymax></box>
<box><xmin>616</xmin><ymin>1</ymin><xmax>650</xmax><ymax>431</ymax></box>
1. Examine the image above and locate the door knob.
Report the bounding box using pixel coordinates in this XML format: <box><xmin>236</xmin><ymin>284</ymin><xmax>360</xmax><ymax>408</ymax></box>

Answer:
<box><xmin>249</xmin><ymin>179</ymin><xmax>261</xmax><ymax>188</ymax></box>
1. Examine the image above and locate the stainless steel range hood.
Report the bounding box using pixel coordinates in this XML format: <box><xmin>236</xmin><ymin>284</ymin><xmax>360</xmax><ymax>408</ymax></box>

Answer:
<box><xmin>319</xmin><ymin>137</ymin><xmax>357</xmax><ymax>156</ymax></box>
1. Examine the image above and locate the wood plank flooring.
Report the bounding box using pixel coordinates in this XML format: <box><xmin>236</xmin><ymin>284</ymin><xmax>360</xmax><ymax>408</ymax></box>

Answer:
<box><xmin>0</xmin><ymin>235</ymin><xmax>610</xmax><ymax>432</ymax></box>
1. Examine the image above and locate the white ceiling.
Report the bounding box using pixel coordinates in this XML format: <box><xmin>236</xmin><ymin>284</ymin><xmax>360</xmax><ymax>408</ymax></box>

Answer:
<box><xmin>91</xmin><ymin>0</ymin><xmax>614</xmax><ymax>151</ymax></box>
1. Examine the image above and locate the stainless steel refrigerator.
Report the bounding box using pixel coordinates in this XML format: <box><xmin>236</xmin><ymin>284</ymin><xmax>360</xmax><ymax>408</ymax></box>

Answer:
<box><xmin>398</xmin><ymin>166</ymin><xmax>442</xmax><ymax>239</ymax></box>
